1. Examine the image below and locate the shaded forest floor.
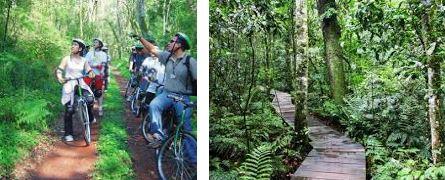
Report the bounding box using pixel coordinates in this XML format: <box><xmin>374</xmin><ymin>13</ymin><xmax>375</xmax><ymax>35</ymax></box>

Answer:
<box><xmin>113</xmin><ymin>69</ymin><xmax>160</xmax><ymax>179</ymax></box>
<box><xmin>13</xmin><ymin>106</ymin><xmax>101</xmax><ymax>179</ymax></box>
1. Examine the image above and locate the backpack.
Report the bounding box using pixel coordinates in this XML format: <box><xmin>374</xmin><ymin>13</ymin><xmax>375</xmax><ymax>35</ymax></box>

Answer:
<box><xmin>184</xmin><ymin>55</ymin><xmax>197</xmax><ymax>96</ymax></box>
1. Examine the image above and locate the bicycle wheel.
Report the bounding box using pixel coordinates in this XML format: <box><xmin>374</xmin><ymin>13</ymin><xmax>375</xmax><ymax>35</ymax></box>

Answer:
<box><xmin>131</xmin><ymin>87</ymin><xmax>141</xmax><ymax>115</ymax></box>
<box><xmin>80</xmin><ymin>103</ymin><xmax>91</xmax><ymax>145</ymax></box>
<box><xmin>142</xmin><ymin>112</ymin><xmax>175</xmax><ymax>144</ymax></box>
<box><xmin>124</xmin><ymin>77</ymin><xmax>133</xmax><ymax>98</ymax></box>
<box><xmin>157</xmin><ymin>132</ymin><xmax>197</xmax><ymax>180</ymax></box>
<box><xmin>141</xmin><ymin>113</ymin><xmax>152</xmax><ymax>143</ymax></box>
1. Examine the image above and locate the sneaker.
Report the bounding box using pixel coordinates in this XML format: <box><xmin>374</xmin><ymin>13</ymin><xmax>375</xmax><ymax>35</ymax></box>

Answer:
<box><xmin>153</xmin><ymin>133</ymin><xmax>163</xmax><ymax>141</ymax></box>
<box><xmin>148</xmin><ymin>135</ymin><xmax>162</xmax><ymax>148</ymax></box>
<box><xmin>64</xmin><ymin>135</ymin><xmax>74</xmax><ymax>142</ymax></box>
<box><xmin>146</xmin><ymin>133</ymin><xmax>162</xmax><ymax>144</ymax></box>
<box><xmin>99</xmin><ymin>108</ymin><xmax>103</xmax><ymax>116</ymax></box>
<box><xmin>92</xmin><ymin>118</ymin><xmax>97</xmax><ymax>123</ymax></box>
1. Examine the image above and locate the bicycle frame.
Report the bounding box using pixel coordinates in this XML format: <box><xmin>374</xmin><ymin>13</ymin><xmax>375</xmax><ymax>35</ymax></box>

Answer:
<box><xmin>64</xmin><ymin>76</ymin><xmax>91</xmax><ymax>145</ymax></box>
<box><xmin>167</xmin><ymin>94</ymin><xmax>196</xmax><ymax>144</ymax></box>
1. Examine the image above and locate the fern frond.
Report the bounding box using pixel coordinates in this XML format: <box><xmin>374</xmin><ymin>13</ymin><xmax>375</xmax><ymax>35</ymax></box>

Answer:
<box><xmin>238</xmin><ymin>145</ymin><xmax>273</xmax><ymax>180</ymax></box>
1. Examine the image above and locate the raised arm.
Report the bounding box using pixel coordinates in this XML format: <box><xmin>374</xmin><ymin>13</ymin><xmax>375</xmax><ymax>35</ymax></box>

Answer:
<box><xmin>130</xmin><ymin>33</ymin><xmax>159</xmax><ymax>57</ymax></box>
<box><xmin>56</xmin><ymin>56</ymin><xmax>68</xmax><ymax>83</ymax></box>
<box><xmin>140</xmin><ymin>37</ymin><xmax>159</xmax><ymax>57</ymax></box>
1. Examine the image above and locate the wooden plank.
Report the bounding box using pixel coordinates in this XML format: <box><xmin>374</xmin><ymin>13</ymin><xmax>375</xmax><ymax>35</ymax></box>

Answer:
<box><xmin>298</xmin><ymin>165</ymin><xmax>365</xmax><ymax>175</ymax></box>
<box><xmin>303</xmin><ymin>156</ymin><xmax>365</xmax><ymax>165</ymax></box>
<box><xmin>272</xmin><ymin>90</ymin><xmax>366</xmax><ymax>180</ymax></box>
<box><xmin>307</xmin><ymin>150</ymin><xmax>365</xmax><ymax>160</ymax></box>
<box><xmin>293</xmin><ymin>170</ymin><xmax>366</xmax><ymax>180</ymax></box>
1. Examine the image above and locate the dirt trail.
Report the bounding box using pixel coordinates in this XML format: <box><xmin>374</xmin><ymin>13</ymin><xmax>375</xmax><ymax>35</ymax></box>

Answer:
<box><xmin>113</xmin><ymin>70</ymin><xmax>159</xmax><ymax>180</ymax></box>
<box><xmin>14</xmin><ymin>68</ymin><xmax>159</xmax><ymax>179</ymax></box>
<box><xmin>28</xmin><ymin>111</ymin><xmax>100</xmax><ymax>179</ymax></box>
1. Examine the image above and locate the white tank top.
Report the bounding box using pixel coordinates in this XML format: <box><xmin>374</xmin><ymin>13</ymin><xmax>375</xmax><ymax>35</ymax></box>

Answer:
<box><xmin>60</xmin><ymin>56</ymin><xmax>93</xmax><ymax>105</ymax></box>
<box><xmin>65</xmin><ymin>56</ymin><xmax>86</xmax><ymax>79</ymax></box>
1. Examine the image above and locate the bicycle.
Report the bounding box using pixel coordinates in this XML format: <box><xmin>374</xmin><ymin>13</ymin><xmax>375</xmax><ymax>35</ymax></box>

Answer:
<box><xmin>140</xmin><ymin>79</ymin><xmax>166</xmax><ymax>143</ymax></box>
<box><xmin>156</xmin><ymin>94</ymin><xmax>197</xmax><ymax>180</ymax></box>
<box><xmin>124</xmin><ymin>71</ymin><xmax>138</xmax><ymax>99</ymax></box>
<box><xmin>131</xmin><ymin>69</ymin><xmax>159</xmax><ymax>117</ymax></box>
<box><xmin>64</xmin><ymin>76</ymin><xmax>92</xmax><ymax>146</ymax></box>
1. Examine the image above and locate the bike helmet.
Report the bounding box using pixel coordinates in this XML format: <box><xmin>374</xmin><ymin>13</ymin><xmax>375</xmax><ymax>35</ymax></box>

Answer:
<box><xmin>72</xmin><ymin>39</ymin><xmax>86</xmax><ymax>55</ymax></box>
<box><xmin>135</xmin><ymin>43</ymin><xmax>144</xmax><ymax>49</ymax></box>
<box><xmin>93</xmin><ymin>38</ymin><xmax>104</xmax><ymax>47</ymax></box>
<box><xmin>175</xmin><ymin>32</ymin><xmax>191</xmax><ymax>50</ymax></box>
<box><xmin>73</xmin><ymin>39</ymin><xmax>86</xmax><ymax>50</ymax></box>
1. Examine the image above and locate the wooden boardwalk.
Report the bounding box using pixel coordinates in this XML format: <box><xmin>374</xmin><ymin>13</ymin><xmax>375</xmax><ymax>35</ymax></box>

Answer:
<box><xmin>272</xmin><ymin>90</ymin><xmax>366</xmax><ymax>180</ymax></box>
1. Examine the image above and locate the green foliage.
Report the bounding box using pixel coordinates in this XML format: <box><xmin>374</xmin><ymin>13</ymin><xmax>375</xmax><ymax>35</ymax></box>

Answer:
<box><xmin>210</xmin><ymin>97</ymin><xmax>304</xmax><ymax>178</ymax></box>
<box><xmin>94</xmin><ymin>77</ymin><xmax>134</xmax><ymax>179</ymax></box>
<box><xmin>0</xmin><ymin>124</ymin><xmax>40</xmax><ymax>177</ymax></box>
<box><xmin>238</xmin><ymin>145</ymin><xmax>273</xmax><ymax>180</ymax></box>
<box><xmin>210</xmin><ymin>169</ymin><xmax>238</xmax><ymax>180</ymax></box>
<box><xmin>305</xmin><ymin>0</ymin><xmax>445</xmax><ymax>178</ymax></box>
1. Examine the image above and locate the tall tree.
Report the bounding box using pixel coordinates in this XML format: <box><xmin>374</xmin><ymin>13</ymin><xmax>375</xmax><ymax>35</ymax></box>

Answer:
<box><xmin>79</xmin><ymin>0</ymin><xmax>84</xmax><ymax>37</ymax></box>
<box><xmin>162</xmin><ymin>0</ymin><xmax>171</xmax><ymax>36</ymax></box>
<box><xmin>2</xmin><ymin>0</ymin><xmax>12</xmax><ymax>51</ymax></box>
<box><xmin>317</xmin><ymin>0</ymin><xmax>346</xmax><ymax>104</ymax></box>
<box><xmin>293</xmin><ymin>0</ymin><xmax>309</xmax><ymax>144</ymax></box>
<box><xmin>136</xmin><ymin>0</ymin><xmax>149</xmax><ymax>38</ymax></box>
<box><xmin>421</xmin><ymin>0</ymin><xmax>442</xmax><ymax>164</ymax></box>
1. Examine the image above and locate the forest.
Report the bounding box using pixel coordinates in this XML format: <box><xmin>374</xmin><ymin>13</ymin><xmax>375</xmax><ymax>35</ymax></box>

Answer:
<box><xmin>0</xmin><ymin>0</ymin><xmax>196</xmax><ymax>178</ymax></box>
<box><xmin>210</xmin><ymin>0</ymin><xmax>445</xmax><ymax>179</ymax></box>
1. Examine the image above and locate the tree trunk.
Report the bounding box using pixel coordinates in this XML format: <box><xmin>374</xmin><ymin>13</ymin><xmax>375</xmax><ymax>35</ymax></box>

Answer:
<box><xmin>136</xmin><ymin>0</ymin><xmax>149</xmax><ymax>38</ymax></box>
<box><xmin>317</xmin><ymin>0</ymin><xmax>346</xmax><ymax>104</ymax></box>
<box><xmin>421</xmin><ymin>1</ymin><xmax>442</xmax><ymax>164</ymax></box>
<box><xmin>162</xmin><ymin>0</ymin><xmax>171</xmax><ymax>36</ymax></box>
<box><xmin>242</xmin><ymin>34</ymin><xmax>257</xmax><ymax>151</ymax></box>
<box><xmin>3</xmin><ymin>0</ymin><xmax>12</xmax><ymax>51</ymax></box>
<box><xmin>79</xmin><ymin>0</ymin><xmax>84</xmax><ymax>37</ymax></box>
<box><xmin>116</xmin><ymin>0</ymin><xmax>123</xmax><ymax>59</ymax></box>
<box><xmin>264</xmin><ymin>32</ymin><xmax>271</xmax><ymax>94</ymax></box>
<box><xmin>285</xmin><ymin>44</ymin><xmax>293</xmax><ymax>91</ymax></box>
<box><xmin>293</xmin><ymin>0</ymin><xmax>309</xmax><ymax>144</ymax></box>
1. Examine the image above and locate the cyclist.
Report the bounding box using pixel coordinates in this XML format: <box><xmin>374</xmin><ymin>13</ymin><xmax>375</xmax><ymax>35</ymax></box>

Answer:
<box><xmin>138</xmin><ymin>49</ymin><xmax>165</xmax><ymax>116</ymax></box>
<box><xmin>56</xmin><ymin>39</ymin><xmax>95</xmax><ymax>142</ymax></box>
<box><xmin>102</xmin><ymin>46</ymin><xmax>111</xmax><ymax>91</ymax></box>
<box><xmin>126</xmin><ymin>43</ymin><xmax>148</xmax><ymax>101</ymax></box>
<box><xmin>129</xmin><ymin>43</ymin><xmax>147</xmax><ymax>72</ymax></box>
<box><xmin>85</xmin><ymin>38</ymin><xmax>107</xmax><ymax>116</ymax></box>
<box><xmin>131</xmin><ymin>32</ymin><xmax>196</xmax><ymax>163</ymax></box>
<box><xmin>82</xmin><ymin>43</ymin><xmax>91</xmax><ymax>57</ymax></box>
<box><xmin>128</xmin><ymin>45</ymin><xmax>136</xmax><ymax>70</ymax></box>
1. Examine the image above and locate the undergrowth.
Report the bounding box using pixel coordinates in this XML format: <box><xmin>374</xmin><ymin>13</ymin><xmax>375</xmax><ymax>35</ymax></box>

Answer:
<box><xmin>93</xmin><ymin>75</ymin><xmax>134</xmax><ymax>179</ymax></box>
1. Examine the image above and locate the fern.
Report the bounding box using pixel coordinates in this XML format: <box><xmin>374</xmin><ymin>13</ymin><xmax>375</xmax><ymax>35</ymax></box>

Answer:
<box><xmin>14</xmin><ymin>98</ymin><xmax>50</xmax><ymax>129</ymax></box>
<box><xmin>386</xmin><ymin>132</ymin><xmax>407</xmax><ymax>148</ymax></box>
<box><xmin>422</xmin><ymin>166</ymin><xmax>445</xmax><ymax>180</ymax></box>
<box><xmin>238</xmin><ymin>145</ymin><xmax>273</xmax><ymax>180</ymax></box>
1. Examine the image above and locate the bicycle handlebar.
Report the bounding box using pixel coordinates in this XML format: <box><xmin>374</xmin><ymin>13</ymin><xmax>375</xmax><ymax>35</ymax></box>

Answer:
<box><xmin>167</xmin><ymin>94</ymin><xmax>196</xmax><ymax>109</ymax></box>
<box><xmin>63</xmin><ymin>75</ymin><xmax>88</xmax><ymax>83</ymax></box>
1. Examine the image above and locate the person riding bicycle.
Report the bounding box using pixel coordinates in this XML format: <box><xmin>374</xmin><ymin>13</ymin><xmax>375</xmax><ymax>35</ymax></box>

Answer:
<box><xmin>129</xmin><ymin>43</ymin><xmax>147</xmax><ymax>72</ymax></box>
<box><xmin>102</xmin><ymin>46</ymin><xmax>111</xmax><ymax>91</ymax></box>
<box><xmin>56</xmin><ymin>39</ymin><xmax>96</xmax><ymax>142</ymax></box>
<box><xmin>82</xmin><ymin>43</ymin><xmax>91</xmax><ymax>58</ymax></box>
<box><xmin>85</xmin><ymin>38</ymin><xmax>107</xmax><ymax>116</ymax></box>
<box><xmin>131</xmin><ymin>32</ymin><xmax>196</xmax><ymax>163</ymax></box>
<box><xmin>138</xmin><ymin>48</ymin><xmax>165</xmax><ymax>116</ymax></box>
<box><xmin>126</xmin><ymin>43</ymin><xmax>149</xmax><ymax>101</ymax></box>
<box><xmin>128</xmin><ymin>45</ymin><xmax>136</xmax><ymax>69</ymax></box>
